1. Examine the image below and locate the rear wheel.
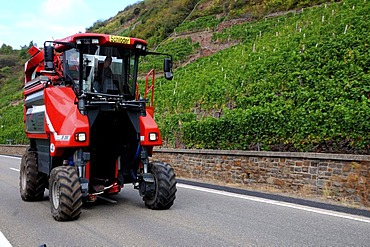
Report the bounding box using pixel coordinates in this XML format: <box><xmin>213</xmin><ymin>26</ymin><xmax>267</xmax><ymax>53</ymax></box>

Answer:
<box><xmin>19</xmin><ymin>150</ymin><xmax>47</xmax><ymax>201</ymax></box>
<box><xmin>144</xmin><ymin>162</ymin><xmax>177</xmax><ymax>210</ymax></box>
<box><xmin>49</xmin><ymin>166</ymin><xmax>82</xmax><ymax>221</ymax></box>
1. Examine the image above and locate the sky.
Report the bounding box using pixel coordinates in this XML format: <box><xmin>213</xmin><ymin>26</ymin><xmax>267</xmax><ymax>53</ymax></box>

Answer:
<box><xmin>0</xmin><ymin>0</ymin><xmax>140</xmax><ymax>49</ymax></box>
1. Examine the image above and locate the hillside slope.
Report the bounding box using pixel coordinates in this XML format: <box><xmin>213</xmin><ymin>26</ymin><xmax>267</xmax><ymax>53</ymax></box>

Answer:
<box><xmin>143</xmin><ymin>0</ymin><xmax>369</xmax><ymax>153</ymax></box>
<box><xmin>95</xmin><ymin>0</ymin><xmax>368</xmax><ymax>153</ymax></box>
<box><xmin>0</xmin><ymin>45</ymin><xmax>29</xmax><ymax>144</ymax></box>
<box><xmin>0</xmin><ymin>0</ymin><xmax>369</xmax><ymax>154</ymax></box>
<box><xmin>87</xmin><ymin>0</ymin><xmax>330</xmax><ymax>49</ymax></box>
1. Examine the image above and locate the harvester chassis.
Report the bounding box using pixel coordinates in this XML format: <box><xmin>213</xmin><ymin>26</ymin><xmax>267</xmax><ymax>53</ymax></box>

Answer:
<box><xmin>19</xmin><ymin>33</ymin><xmax>177</xmax><ymax>221</ymax></box>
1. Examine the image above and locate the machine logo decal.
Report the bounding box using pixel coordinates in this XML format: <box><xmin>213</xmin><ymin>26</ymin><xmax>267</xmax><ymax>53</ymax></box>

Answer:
<box><xmin>55</xmin><ymin>135</ymin><xmax>71</xmax><ymax>141</ymax></box>
<box><xmin>109</xmin><ymin>35</ymin><xmax>130</xmax><ymax>44</ymax></box>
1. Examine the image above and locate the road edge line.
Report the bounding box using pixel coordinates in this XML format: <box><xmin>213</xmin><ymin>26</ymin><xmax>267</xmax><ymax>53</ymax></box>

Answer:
<box><xmin>0</xmin><ymin>154</ymin><xmax>21</xmax><ymax>160</ymax></box>
<box><xmin>0</xmin><ymin>231</ymin><xmax>12</xmax><ymax>247</ymax></box>
<box><xmin>178</xmin><ymin>183</ymin><xmax>370</xmax><ymax>224</ymax></box>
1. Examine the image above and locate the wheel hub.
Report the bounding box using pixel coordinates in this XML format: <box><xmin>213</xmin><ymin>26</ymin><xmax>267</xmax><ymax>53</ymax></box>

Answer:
<box><xmin>21</xmin><ymin>168</ymin><xmax>27</xmax><ymax>190</ymax></box>
<box><xmin>139</xmin><ymin>173</ymin><xmax>156</xmax><ymax>197</ymax></box>
<box><xmin>51</xmin><ymin>181</ymin><xmax>60</xmax><ymax>209</ymax></box>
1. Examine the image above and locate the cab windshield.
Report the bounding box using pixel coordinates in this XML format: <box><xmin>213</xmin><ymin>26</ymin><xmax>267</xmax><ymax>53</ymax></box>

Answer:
<box><xmin>64</xmin><ymin>45</ymin><xmax>138</xmax><ymax>98</ymax></box>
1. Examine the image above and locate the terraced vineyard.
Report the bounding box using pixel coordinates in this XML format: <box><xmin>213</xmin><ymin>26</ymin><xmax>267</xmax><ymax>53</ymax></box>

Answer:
<box><xmin>153</xmin><ymin>0</ymin><xmax>370</xmax><ymax>153</ymax></box>
<box><xmin>0</xmin><ymin>0</ymin><xmax>369</xmax><ymax>154</ymax></box>
<box><xmin>0</xmin><ymin>46</ymin><xmax>28</xmax><ymax>144</ymax></box>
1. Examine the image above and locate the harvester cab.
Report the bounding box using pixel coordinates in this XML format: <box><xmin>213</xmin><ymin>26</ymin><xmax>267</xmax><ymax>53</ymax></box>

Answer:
<box><xmin>20</xmin><ymin>33</ymin><xmax>177</xmax><ymax>221</ymax></box>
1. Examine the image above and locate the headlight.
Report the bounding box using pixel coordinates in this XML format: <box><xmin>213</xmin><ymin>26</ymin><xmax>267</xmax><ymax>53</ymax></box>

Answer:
<box><xmin>136</xmin><ymin>43</ymin><xmax>147</xmax><ymax>50</ymax></box>
<box><xmin>76</xmin><ymin>38</ymin><xmax>99</xmax><ymax>45</ymax></box>
<box><xmin>149</xmin><ymin>132</ymin><xmax>158</xmax><ymax>141</ymax></box>
<box><xmin>75</xmin><ymin>132</ymin><xmax>86</xmax><ymax>142</ymax></box>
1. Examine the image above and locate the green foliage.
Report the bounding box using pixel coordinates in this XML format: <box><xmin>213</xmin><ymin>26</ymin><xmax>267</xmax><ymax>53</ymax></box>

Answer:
<box><xmin>87</xmin><ymin>0</ymin><xmax>201</xmax><ymax>48</ymax></box>
<box><xmin>86</xmin><ymin>19</ymin><xmax>107</xmax><ymax>32</ymax></box>
<box><xmin>0</xmin><ymin>44</ymin><xmax>13</xmax><ymax>55</ymax></box>
<box><xmin>155</xmin><ymin>0</ymin><xmax>370</xmax><ymax>153</ymax></box>
<box><xmin>0</xmin><ymin>47</ymin><xmax>27</xmax><ymax>144</ymax></box>
<box><xmin>17</xmin><ymin>41</ymin><xmax>34</xmax><ymax>59</ymax></box>
<box><xmin>0</xmin><ymin>104</ymin><xmax>27</xmax><ymax>144</ymax></box>
<box><xmin>139</xmin><ymin>37</ymin><xmax>200</xmax><ymax>74</ymax></box>
<box><xmin>85</xmin><ymin>0</ymin><xmax>332</xmax><ymax>49</ymax></box>
<box><xmin>129</xmin><ymin>0</ymin><xmax>200</xmax><ymax>47</ymax></box>
<box><xmin>0</xmin><ymin>66</ymin><xmax>10</xmax><ymax>73</ymax></box>
<box><xmin>156</xmin><ymin>112</ymin><xmax>196</xmax><ymax>147</ymax></box>
<box><xmin>1</xmin><ymin>0</ymin><xmax>369</xmax><ymax>153</ymax></box>
<box><xmin>175</xmin><ymin>16</ymin><xmax>223</xmax><ymax>33</ymax></box>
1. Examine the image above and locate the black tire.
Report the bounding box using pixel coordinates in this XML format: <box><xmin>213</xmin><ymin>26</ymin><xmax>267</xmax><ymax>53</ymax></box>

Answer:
<box><xmin>144</xmin><ymin>162</ymin><xmax>177</xmax><ymax>210</ymax></box>
<box><xmin>19</xmin><ymin>150</ymin><xmax>47</xmax><ymax>201</ymax></box>
<box><xmin>49</xmin><ymin>166</ymin><xmax>82</xmax><ymax>221</ymax></box>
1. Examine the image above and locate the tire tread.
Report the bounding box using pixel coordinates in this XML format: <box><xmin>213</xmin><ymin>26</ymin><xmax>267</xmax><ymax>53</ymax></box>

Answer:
<box><xmin>144</xmin><ymin>162</ymin><xmax>177</xmax><ymax>210</ymax></box>
<box><xmin>19</xmin><ymin>151</ymin><xmax>47</xmax><ymax>201</ymax></box>
<box><xmin>49</xmin><ymin>166</ymin><xmax>82</xmax><ymax>221</ymax></box>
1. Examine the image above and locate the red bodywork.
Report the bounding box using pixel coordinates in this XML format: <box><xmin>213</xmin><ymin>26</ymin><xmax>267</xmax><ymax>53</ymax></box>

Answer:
<box><xmin>23</xmin><ymin>33</ymin><xmax>163</xmax><ymax>195</ymax></box>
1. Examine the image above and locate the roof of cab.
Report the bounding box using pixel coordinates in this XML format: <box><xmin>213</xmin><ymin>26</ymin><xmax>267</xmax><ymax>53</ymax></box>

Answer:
<box><xmin>53</xmin><ymin>33</ymin><xmax>147</xmax><ymax>51</ymax></box>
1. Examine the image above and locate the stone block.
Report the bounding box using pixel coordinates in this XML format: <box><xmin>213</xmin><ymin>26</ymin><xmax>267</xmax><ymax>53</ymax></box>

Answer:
<box><xmin>351</xmin><ymin>162</ymin><xmax>362</xmax><ymax>170</ymax></box>
<box><xmin>358</xmin><ymin>176</ymin><xmax>367</xmax><ymax>184</ymax></box>
<box><xmin>311</xmin><ymin>161</ymin><xmax>319</xmax><ymax>167</ymax></box>
<box><xmin>347</xmin><ymin>173</ymin><xmax>359</xmax><ymax>183</ymax></box>
<box><xmin>309</xmin><ymin>167</ymin><xmax>318</xmax><ymax>174</ymax></box>
<box><xmin>266</xmin><ymin>177</ymin><xmax>274</xmax><ymax>184</ymax></box>
<box><xmin>343</xmin><ymin>163</ymin><xmax>352</xmax><ymax>172</ymax></box>
<box><xmin>319</xmin><ymin>162</ymin><xmax>328</xmax><ymax>167</ymax></box>
<box><xmin>294</xmin><ymin>167</ymin><xmax>302</xmax><ymax>172</ymax></box>
<box><xmin>319</xmin><ymin>166</ymin><xmax>327</xmax><ymax>171</ymax></box>
<box><xmin>271</xmin><ymin>168</ymin><xmax>280</xmax><ymax>173</ymax></box>
<box><xmin>296</xmin><ymin>161</ymin><xmax>303</xmax><ymax>167</ymax></box>
<box><xmin>274</xmin><ymin>178</ymin><xmax>285</xmax><ymax>186</ymax></box>
<box><xmin>328</xmin><ymin>163</ymin><xmax>336</xmax><ymax>168</ymax></box>
<box><xmin>333</xmin><ymin>169</ymin><xmax>342</xmax><ymax>175</ymax></box>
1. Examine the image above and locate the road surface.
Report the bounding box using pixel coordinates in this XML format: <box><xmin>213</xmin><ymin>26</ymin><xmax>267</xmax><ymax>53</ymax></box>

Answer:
<box><xmin>0</xmin><ymin>154</ymin><xmax>369</xmax><ymax>246</ymax></box>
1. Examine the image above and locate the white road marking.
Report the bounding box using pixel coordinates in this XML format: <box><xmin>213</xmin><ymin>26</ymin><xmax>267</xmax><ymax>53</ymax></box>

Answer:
<box><xmin>178</xmin><ymin>183</ymin><xmax>370</xmax><ymax>224</ymax></box>
<box><xmin>0</xmin><ymin>155</ymin><xmax>21</xmax><ymax>172</ymax></box>
<box><xmin>2</xmin><ymin>154</ymin><xmax>369</xmax><ymax>224</ymax></box>
<box><xmin>0</xmin><ymin>155</ymin><xmax>21</xmax><ymax>160</ymax></box>
<box><xmin>0</xmin><ymin>231</ymin><xmax>12</xmax><ymax>247</ymax></box>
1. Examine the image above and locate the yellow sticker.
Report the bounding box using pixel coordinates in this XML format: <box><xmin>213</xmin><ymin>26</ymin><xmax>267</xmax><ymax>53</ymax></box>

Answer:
<box><xmin>109</xmin><ymin>35</ymin><xmax>130</xmax><ymax>44</ymax></box>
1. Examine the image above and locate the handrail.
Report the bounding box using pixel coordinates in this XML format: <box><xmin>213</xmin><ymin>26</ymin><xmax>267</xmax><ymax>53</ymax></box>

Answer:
<box><xmin>135</xmin><ymin>69</ymin><xmax>156</xmax><ymax>117</ymax></box>
<box><xmin>144</xmin><ymin>69</ymin><xmax>155</xmax><ymax>108</ymax></box>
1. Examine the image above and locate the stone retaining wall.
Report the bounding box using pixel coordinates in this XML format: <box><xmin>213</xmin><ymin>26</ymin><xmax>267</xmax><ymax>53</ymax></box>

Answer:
<box><xmin>2</xmin><ymin>145</ymin><xmax>369</xmax><ymax>207</ymax></box>
<box><xmin>0</xmin><ymin>145</ymin><xmax>26</xmax><ymax>156</ymax></box>
<box><xmin>153</xmin><ymin>149</ymin><xmax>370</xmax><ymax>207</ymax></box>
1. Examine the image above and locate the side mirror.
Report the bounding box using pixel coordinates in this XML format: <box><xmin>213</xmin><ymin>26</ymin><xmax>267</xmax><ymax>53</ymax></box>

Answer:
<box><xmin>44</xmin><ymin>44</ymin><xmax>54</xmax><ymax>71</ymax></box>
<box><xmin>164</xmin><ymin>58</ymin><xmax>173</xmax><ymax>80</ymax></box>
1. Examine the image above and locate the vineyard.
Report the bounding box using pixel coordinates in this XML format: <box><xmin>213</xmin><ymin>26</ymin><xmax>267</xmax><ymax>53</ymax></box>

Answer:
<box><xmin>0</xmin><ymin>46</ymin><xmax>28</xmax><ymax>144</ymax></box>
<box><xmin>153</xmin><ymin>0</ymin><xmax>370</xmax><ymax>153</ymax></box>
<box><xmin>0</xmin><ymin>0</ymin><xmax>369</xmax><ymax>154</ymax></box>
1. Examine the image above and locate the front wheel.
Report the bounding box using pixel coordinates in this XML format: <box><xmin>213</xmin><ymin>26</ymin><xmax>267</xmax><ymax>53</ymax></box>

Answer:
<box><xmin>49</xmin><ymin>166</ymin><xmax>82</xmax><ymax>221</ymax></box>
<box><xmin>144</xmin><ymin>162</ymin><xmax>177</xmax><ymax>210</ymax></box>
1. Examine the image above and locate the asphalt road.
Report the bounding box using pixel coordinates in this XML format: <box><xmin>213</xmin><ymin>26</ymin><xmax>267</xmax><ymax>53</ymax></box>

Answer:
<box><xmin>0</xmin><ymin>154</ymin><xmax>369</xmax><ymax>247</ymax></box>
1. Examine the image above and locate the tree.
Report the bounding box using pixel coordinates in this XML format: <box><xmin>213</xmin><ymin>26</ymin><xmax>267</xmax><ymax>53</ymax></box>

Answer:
<box><xmin>0</xmin><ymin>44</ymin><xmax>13</xmax><ymax>54</ymax></box>
<box><xmin>19</xmin><ymin>41</ymin><xmax>34</xmax><ymax>59</ymax></box>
